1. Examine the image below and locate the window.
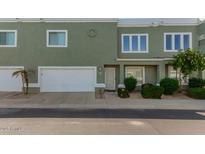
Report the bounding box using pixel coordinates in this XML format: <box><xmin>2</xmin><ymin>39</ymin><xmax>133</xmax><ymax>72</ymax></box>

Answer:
<box><xmin>168</xmin><ymin>65</ymin><xmax>188</xmax><ymax>85</ymax></box>
<box><xmin>122</xmin><ymin>34</ymin><xmax>148</xmax><ymax>53</ymax></box>
<box><xmin>47</xmin><ymin>30</ymin><xmax>67</xmax><ymax>47</ymax></box>
<box><xmin>125</xmin><ymin>66</ymin><xmax>145</xmax><ymax>85</ymax></box>
<box><xmin>0</xmin><ymin>30</ymin><xmax>17</xmax><ymax>47</ymax></box>
<box><xmin>164</xmin><ymin>33</ymin><xmax>192</xmax><ymax>52</ymax></box>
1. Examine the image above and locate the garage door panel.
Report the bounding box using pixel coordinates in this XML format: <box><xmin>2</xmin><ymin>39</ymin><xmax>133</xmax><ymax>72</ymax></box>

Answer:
<box><xmin>0</xmin><ymin>68</ymin><xmax>22</xmax><ymax>92</ymax></box>
<box><xmin>40</xmin><ymin>67</ymin><xmax>96</xmax><ymax>92</ymax></box>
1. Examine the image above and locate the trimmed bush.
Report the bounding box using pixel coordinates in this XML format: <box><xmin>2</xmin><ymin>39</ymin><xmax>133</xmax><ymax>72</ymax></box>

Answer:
<box><xmin>187</xmin><ymin>88</ymin><xmax>205</xmax><ymax>99</ymax></box>
<box><xmin>160</xmin><ymin>78</ymin><xmax>179</xmax><ymax>95</ymax></box>
<box><xmin>141</xmin><ymin>83</ymin><xmax>164</xmax><ymax>99</ymax></box>
<box><xmin>124</xmin><ymin>76</ymin><xmax>137</xmax><ymax>92</ymax></box>
<box><xmin>141</xmin><ymin>83</ymin><xmax>154</xmax><ymax>89</ymax></box>
<box><xmin>117</xmin><ymin>88</ymin><xmax>130</xmax><ymax>98</ymax></box>
<box><xmin>188</xmin><ymin>78</ymin><xmax>205</xmax><ymax>88</ymax></box>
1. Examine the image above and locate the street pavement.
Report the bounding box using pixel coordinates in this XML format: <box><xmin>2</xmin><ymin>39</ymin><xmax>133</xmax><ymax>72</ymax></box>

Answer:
<box><xmin>0</xmin><ymin>117</ymin><xmax>205</xmax><ymax>135</ymax></box>
<box><xmin>0</xmin><ymin>108</ymin><xmax>205</xmax><ymax>119</ymax></box>
<box><xmin>0</xmin><ymin>108</ymin><xmax>205</xmax><ymax>134</ymax></box>
<box><xmin>0</xmin><ymin>92</ymin><xmax>205</xmax><ymax>134</ymax></box>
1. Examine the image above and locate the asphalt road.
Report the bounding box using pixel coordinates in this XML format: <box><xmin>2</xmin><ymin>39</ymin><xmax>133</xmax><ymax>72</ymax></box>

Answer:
<box><xmin>0</xmin><ymin>108</ymin><xmax>205</xmax><ymax>119</ymax></box>
<box><xmin>0</xmin><ymin>108</ymin><xmax>205</xmax><ymax>134</ymax></box>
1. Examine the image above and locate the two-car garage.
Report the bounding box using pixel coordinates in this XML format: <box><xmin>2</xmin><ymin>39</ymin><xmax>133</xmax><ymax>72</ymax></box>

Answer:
<box><xmin>0</xmin><ymin>66</ymin><xmax>97</xmax><ymax>92</ymax></box>
<box><xmin>39</xmin><ymin>67</ymin><xmax>97</xmax><ymax>92</ymax></box>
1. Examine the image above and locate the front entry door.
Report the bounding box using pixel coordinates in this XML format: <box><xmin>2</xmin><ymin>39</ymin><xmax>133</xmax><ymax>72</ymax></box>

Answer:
<box><xmin>105</xmin><ymin>67</ymin><xmax>116</xmax><ymax>90</ymax></box>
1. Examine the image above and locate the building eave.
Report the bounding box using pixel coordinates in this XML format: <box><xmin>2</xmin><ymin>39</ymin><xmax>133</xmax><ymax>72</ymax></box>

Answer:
<box><xmin>0</xmin><ymin>18</ymin><xmax>118</xmax><ymax>23</ymax></box>
<box><xmin>117</xmin><ymin>23</ymin><xmax>199</xmax><ymax>27</ymax></box>
<box><xmin>116</xmin><ymin>58</ymin><xmax>174</xmax><ymax>62</ymax></box>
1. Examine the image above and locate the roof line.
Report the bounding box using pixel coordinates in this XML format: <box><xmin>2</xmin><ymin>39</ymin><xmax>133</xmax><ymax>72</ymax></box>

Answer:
<box><xmin>0</xmin><ymin>18</ymin><xmax>118</xmax><ymax>23</ymax></box>
<box><xmin>116</xmin><ymin>58</ymin><xmax>173</xmax><ymax>61</ymax></box>
<box><xmin>0</xmin><ymin>18</ymin><xmax>204</xmax><ymax>26</ymax></box>
<box><xmin>117</xmin><ymin>23</ymin><xmax>199</xmax><ymax>27</ymax></box>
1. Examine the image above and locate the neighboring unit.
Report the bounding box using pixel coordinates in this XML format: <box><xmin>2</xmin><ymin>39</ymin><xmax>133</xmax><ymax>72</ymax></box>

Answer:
<box><xmin>0</xmin><ymin>18</ymin><xmax>204</xmax><ymax>93</ymax></box>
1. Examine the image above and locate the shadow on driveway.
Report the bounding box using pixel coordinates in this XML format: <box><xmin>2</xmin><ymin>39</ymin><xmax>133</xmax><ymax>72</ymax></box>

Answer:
<box><xmin>0</xmin><ymin>108</ymin><xmax>205</xmax><ymax>120</ymax></box>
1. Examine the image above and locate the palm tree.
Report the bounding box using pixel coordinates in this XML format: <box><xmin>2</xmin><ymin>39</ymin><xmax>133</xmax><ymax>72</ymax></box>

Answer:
<box><xmin>12</xmin><ymin>69</ymin><xmax>29</xmax><ymax>94</ymax></box>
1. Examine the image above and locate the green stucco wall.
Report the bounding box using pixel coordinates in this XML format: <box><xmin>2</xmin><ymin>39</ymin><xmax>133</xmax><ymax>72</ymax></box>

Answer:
<box><xmin>197</xmin><ymin>22</ymin><xmax>205</xmax><ymax>52</ymax></box>
<box><xmin>145</xmin><ymin>65</ymin><xmax>157</xmax><ymax>84</ymax></box>
<box><xmin>197</xmin><ymin>22</ymin><xmax>205</xmax><ymax>79</ymax></box>
<box><xmin>0</xmin><ymin>21</ymin><xmax>203</xmax><ymax>87</ymax></box>
<box><xmin>197</xmin><ymin>22</ymin><xmax>205</xmax><ymax>34</ymax></box>
<box><xmin>0</xmin><ymin>22</ymin><xmax>118</xmax><ymax>83</ymax></box>
<box><xmin>118</xmin><ymin>26</ymin><xmax>198</xmax><ymax>58</ymax></box>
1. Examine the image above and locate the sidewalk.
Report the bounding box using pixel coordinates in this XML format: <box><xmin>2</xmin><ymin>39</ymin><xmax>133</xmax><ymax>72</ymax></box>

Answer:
<box><xmin>0</xmin><ymin>92</ymin><xmax>204</xmax><ymax>110</ymax></box>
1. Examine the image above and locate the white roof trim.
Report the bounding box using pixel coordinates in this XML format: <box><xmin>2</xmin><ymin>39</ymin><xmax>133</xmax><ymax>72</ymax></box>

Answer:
<box><xmin>0</xmin><ymin>18</ymin><xmax>118</xmax><ymax>23</ymax></box>
<box><xmin>118</xmin><ymin>23</ymin><xmax>199</xmax><ymax>27</ymax></box>
<box><xmin>0</xmin><ymin>18</ymin><xmax>204</xmax><ymax>26</ymax></box>
<box><xmin>116</xmin><ymin>58</ymin><xmax>173</xmax><ymax>61</ymax></box>
<box><xmin>118</xmin><ymin>18</ymin><xmax>203</xmax><ymax>27</ymax></box>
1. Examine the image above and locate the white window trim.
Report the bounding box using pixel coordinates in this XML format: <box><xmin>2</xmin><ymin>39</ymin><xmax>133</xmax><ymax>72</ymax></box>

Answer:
<box><xmin>125</xmin><ymin>66</ymin><xmax>145</xmax><ymax>85</ymax></box>
<box><xmin>121</xmin><ymin>34</ymin><xmax>149</xmax><ymax>53</ymax></box>
<box><xmin>164</xmin><ymin>32</ymin><xmax>192</xmax><ymax>52</ymax></box>
<box><xmin>0</xmin><ymin>30</ymin><xmax>17</xmax><ymax>47</ymax></box>
<box><xmin>46</xmin><ymin>30</ymin><xmax>68</xmax><ymax>48</ymax></box>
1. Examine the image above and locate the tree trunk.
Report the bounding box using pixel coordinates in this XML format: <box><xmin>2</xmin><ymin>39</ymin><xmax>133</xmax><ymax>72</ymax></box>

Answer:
<box><xmin>25</xmin><ymin>78</ymin><xmax>29</xmax><ymax>94</ymax></box>
<box><xmin>21</xmin><ymin>73</ymin><xmax>26</xmax><ymax>94</ymax></box>
<box><xmin>179</xmin><ymin>70</ymin><xmax>182</xmax><ymax>92</ymax></box>
<box><xmin>176</xmin><ymin>69</ymin><xmax>178</xmax><ymax>80</ymax></box>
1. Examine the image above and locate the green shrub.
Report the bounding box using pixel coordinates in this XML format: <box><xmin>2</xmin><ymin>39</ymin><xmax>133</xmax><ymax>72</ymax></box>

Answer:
<box><xmin>187</xmin><ymin>88</ymin><xmax>205</xmax><ymax>99</ymax></box>
<box><xmin>141</xmin><ymin>83</ymin><xmax>164</xmax><ymax>99</ymax></box>
<box><xmin>117</xmin><ymin>88</ymin><xmax>130</xmax><ymax>98</ymax></box>
<box><xmin>188</xmin><ymin>78</ymin><xmax>205</xmax><ymax>88</ymax></box>
<box><xmin>141</xmin><ymin>83</ymin><xmax>154</xmax><ymax>89</ymax></box>
<box><xmin>160</xmin><ymin>78</ymin><xmax>179</xmax><ymax>95</ymax></box>
<box><xmin>124</xmin><ymin>76</ymin><xmax>137</xmax><ymax>92</ymax></box>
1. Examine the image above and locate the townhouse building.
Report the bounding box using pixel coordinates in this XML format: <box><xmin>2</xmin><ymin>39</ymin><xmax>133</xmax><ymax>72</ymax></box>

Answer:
<box><xmin>0</xmin><ymin>18</ymin><xmax>204</xmax><ymax>92</ymax></box>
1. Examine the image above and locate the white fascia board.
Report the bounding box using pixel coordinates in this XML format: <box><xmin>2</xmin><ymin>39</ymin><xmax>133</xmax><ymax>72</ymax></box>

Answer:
<box><xmin>0</xmin><ymin>18</ymin><xmax>118</xmax><ymax>23</ymax></box>
<box><xmin>44</xmin><ymin>18</ymin><xmax>118</xmax><ymax>23</ymax></box>
<box><xmin>118</xmin><ymin>23</ymin><xmax>198</xmax><ymax>27</ymax></box>
<box><xmin>0</xmin><ymin>66</ymin><xmax>24</xmax><ymax>69</ymax></box>
<box><xmin>116</xmin><ymin>58</ymin><xmax>174</xmax><ymax>61</ymax></box>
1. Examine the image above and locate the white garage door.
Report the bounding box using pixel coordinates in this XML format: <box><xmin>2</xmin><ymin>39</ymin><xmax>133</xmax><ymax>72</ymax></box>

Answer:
<box><xmin>0</xmin><ymin>67</ymin><xmax>23</xmax><ymax>92</ymax></box>
<box><xmin>40</xmin><ymin>67</ymin><xmax>96</xmax><ymax>92</ymax></box>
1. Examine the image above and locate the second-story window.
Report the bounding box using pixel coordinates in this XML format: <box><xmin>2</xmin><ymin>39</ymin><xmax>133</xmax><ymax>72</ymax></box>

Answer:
<box><xmin>0</xmin><ymin>30</ymin><xmax>17</xmax><ymax>47</ymax></box>
<box><xmin>122</xmin><ymin>34</ymin><xmax>148</xmax><ymax>53</ymax></box>
<box><xmin>164</xmin><ymin>33</ymin><xmax>192</xmax><ymax>52</ymax></box>
<box><xmin>47</xmin><ymin>30</ymin><xmax>67</xmax><ymax>47</ymax></box>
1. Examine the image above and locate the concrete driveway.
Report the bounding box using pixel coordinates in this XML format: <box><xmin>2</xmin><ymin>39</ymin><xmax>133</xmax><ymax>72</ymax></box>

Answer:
<box><xmin>0</xmin><ymin>92</ymin><xmax>95</xmax><ymax>108</ymax></box>
<box><xmin>0</xmin><ymin>92</ymin><xmax>204</xmax><ymax>110</ymax></box>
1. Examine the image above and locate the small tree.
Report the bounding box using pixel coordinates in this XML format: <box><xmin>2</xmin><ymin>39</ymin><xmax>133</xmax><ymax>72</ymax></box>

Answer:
<box><xmin>12</xmin><ymin>69</ymin><xmax>34</xmax><ymax>94</ymax></box>
<box><xmin>170</xmin><ymin>49</ymin><xmax>205</xmax><ymax>86</ymax></box>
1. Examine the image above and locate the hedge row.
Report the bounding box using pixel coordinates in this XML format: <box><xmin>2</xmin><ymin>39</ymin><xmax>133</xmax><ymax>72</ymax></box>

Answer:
<box><xmin>118</xmin><ymin>77</ymin><xmax>205</xmax><ymax>99</ymax></box>
<box><xmin>187</xmin><ymin>88</ymin><xmax>205</xmax><ymax>99</ymax></box>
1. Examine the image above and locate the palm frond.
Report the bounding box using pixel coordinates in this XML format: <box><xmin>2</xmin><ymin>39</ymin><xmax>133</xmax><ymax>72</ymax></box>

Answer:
<box><xmin>12</xmin><ymin>70</ymin><xmax>24</xmax><ymax>78</ymax></box>
<box><xmin>12</xmin><ymin>69</ymin><xmax>33</xmax><ymax>94</ymax></box>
